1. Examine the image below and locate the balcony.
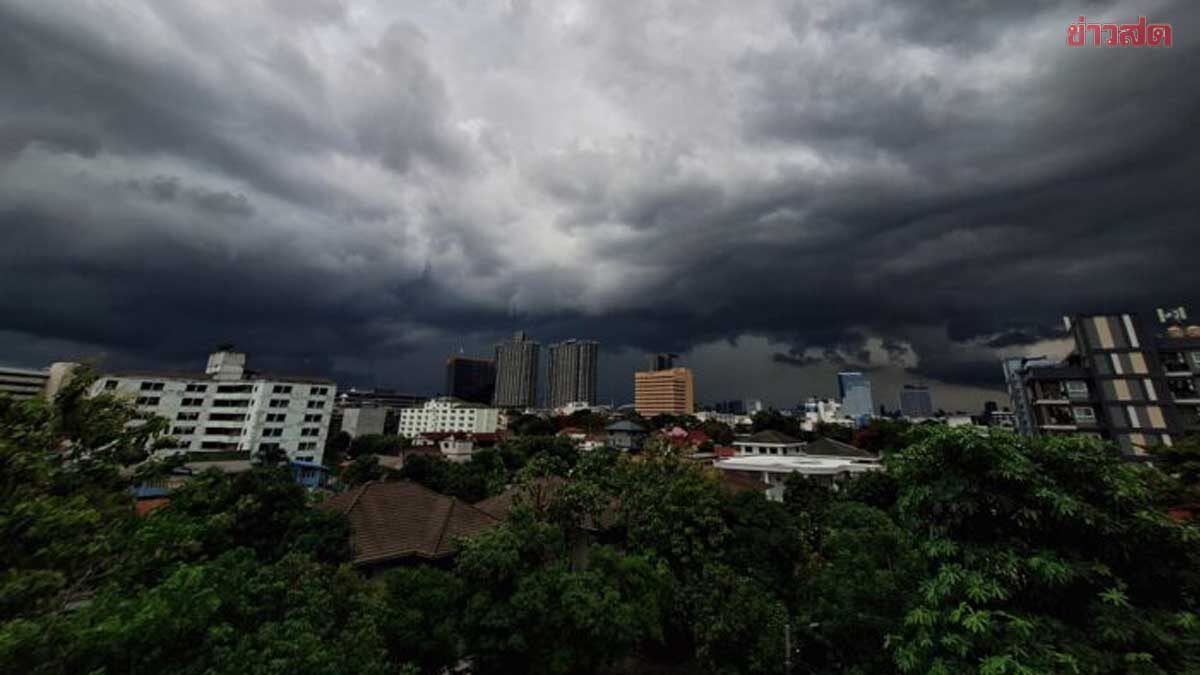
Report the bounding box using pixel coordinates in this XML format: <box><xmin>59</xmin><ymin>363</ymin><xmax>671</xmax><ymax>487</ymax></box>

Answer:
<box><xmin>1160</xmin><ymin>352</ymin><xmax>1191</xmax><ymax>375</ymax></box>
<box><xmin>1168</xmin><ymin>377</ymin><xmax>1199</xmax><ymax>403</ymax></box>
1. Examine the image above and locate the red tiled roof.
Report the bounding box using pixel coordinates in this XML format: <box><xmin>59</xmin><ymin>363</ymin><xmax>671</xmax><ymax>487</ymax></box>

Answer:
<box><xmin>320</xmin><ymin>481</ymin><xmax>501</xmax><ymax>565</ymax></box>
<box><xmin>135</xmin><ymin>497</ymin><xmax>170</xmax><ymax>516</ymax></box>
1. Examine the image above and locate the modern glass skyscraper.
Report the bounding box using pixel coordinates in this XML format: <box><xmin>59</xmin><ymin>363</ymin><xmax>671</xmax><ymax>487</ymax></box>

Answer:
<box><xmin>547</xmin><ymin>339</ymin><xmax>599</xmax><ymax>407</ymax></box>
<box><xmin>899</xmin><ymin>384</ymin><xmax>935</xmax><ymax>419</ymax></box>
<box><xmin>493</xmin><ymin>331</ymin><xmax>540</xmax><ymax>407</ymax></box>
<box><xmin>837</xmin><ymin>371</ymin><xmax>874</xmax><ymax>420</ymax></box>
<box><xmin>444</xmin><ymin>355</ymin><xmax>496</xmax><ymax>405</ymax></box>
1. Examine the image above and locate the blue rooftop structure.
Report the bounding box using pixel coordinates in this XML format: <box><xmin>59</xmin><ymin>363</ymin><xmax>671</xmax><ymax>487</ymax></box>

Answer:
<box><xmin>289</xmin><ymin>460</ymin><xmax>330</xmax><ymax>490</ymax></box>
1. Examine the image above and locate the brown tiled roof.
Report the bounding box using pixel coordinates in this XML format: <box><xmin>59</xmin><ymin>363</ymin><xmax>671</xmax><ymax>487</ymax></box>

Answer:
<box><xmin>803</xmin><ymin>437</ymin><xmax>878</xmax><ymax>459</ymax></box>
<box><xmin>320</xmin><ymin>481</ymin><xmax>501</xmax><ymax>565</ymax></box>
<box><xmin>717</xmin><ymin>470</ymin><xmax>770</xmax><ymax>494</ymax></box>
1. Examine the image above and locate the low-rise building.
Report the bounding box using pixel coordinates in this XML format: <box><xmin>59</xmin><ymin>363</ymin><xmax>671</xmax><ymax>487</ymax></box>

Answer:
<box><xmin>733</xmin><ymin>430</ymin><xmax>805</xmax><ymax>456</ymax></box>
<box><xmin>92</xmin><ymin>349</ymin><xmax>335</xmax><ymax>464</ymax></box>
<box><xmin>395</xmin><ymin>398</ymin><xmax>500</xmax><ymax>438</ymax></box>
<box><xmin>605</xmin><ymin>419</ymin><xmax>647</xmax><ymax>451</ymax></box>
<box><xmin>415</xmin><ymin>431</ymin><xmax>502</xmax><ymax>462</ymax></box>
<box><xmin>713</xmin><ymin>454</ymin><xmax>882</xmax><ymax>501</ymax></box>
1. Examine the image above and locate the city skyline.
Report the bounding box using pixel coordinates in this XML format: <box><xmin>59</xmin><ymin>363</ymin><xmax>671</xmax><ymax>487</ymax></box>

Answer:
<box><xmin>1</xmin><ymin>2</ymin><xmax>1197</xmax><ymax>411</ymax></box>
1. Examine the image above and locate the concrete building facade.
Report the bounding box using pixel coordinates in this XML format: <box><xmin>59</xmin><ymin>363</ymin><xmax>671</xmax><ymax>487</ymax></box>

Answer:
<box><xmin>634</xmin><ymin>367</ymin><xmax>695</xmax><ymax>416</ymax></box>
<box><xmin>493</xmin><ymin>332</ymin><xmax>539</xmax><ymax>408</ymax></box>
<box><xmin>91</xmin><ymin>349</ymin><xmax>335</xmax><ymax>464</ymax></box>
<box><xmin>547</xmin><ymin>339</ymin><xmax>599</xmax><ymax>408</ymax></box>
<box><xmin>395</xmin><ymin>398</ymin><xmax>500</xmax><ymax>438</ymax></box>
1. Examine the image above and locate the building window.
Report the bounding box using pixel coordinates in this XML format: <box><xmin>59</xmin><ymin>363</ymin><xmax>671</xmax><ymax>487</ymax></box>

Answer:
<box><xmin>299</xmin><ymin>442</ymin><xmax>316</xmax><ymax>451</ymax></box>
<box><xmin>140</xmin><ymin>381</ymin><xmax>165</xmax><ymax>391</ymax></box>
<box><xmin>212</xmin><ymin>399</ymin><xmax>250</xmax><ymax>408</ymax></box>
<box><xmin>104</xmin><ymin>380</ymin><xmax>118</xmax><ymax>390</ymax></box>
<box><xmin>1072</xmin><ymin>406</ymin><xmax>1096</xmax><ymax>422</ymax></box>
<box><xmin>1064</xmin><ymin>381</ymin><xmax>1088</xmax><ymax>398</ymax></box>
<box><xmin>307</xmin><ymin>400</ymin><xmax>324</xmax><ymax>409</ymax></box>
<box><xmin>185</xmin><ymin>383</ymin><xmax>208</xmax><ymax>393</ymax></box>
<box><xmin>273</xmin><ymin>385</ymin><xmax>293</xmax><ymax>394</ymax></box>
<box><xmin>177</xmin><ymin>412</ymin><xmax>200</xmax><ymax>421</ymax></box>
<box><xmin>269</xmin><ymin>399</ymin><xmax>289</xmax><ymax>408</ymax></box>
<box><xmin>301</xmin><ymin>428</ymin><xmax>319</xmax><ymax>437</ymax></box>
<box><xmin>311</xmin><ymin>386</ymin><xmax>328</xmax><ymax>396</ymax></box>
<box><xmin>172</xmin><ymin>426</ymin><xmax>196</xmax><ymax>435</ymax></box>
<box><xmin>262</xmin><ymin>428</ymin><xmax>283</xmax><ymax>438</ymax></box>
<box><xmin>266</xmin><ymin>413</ymin><xmax>286</xmax><ymax>422</ymax></box>
<box><xmin>1191</xmin><ymin>352</ymin><xmax>1200</xmax><ymax>369</ymax></box>
<box><xmin>216</xmin><ymin>384</ymin><xmax>253</xmax><ymax>393</ymax></box>
<box><xmin>181</xmin><ymin>398</ymin><xmax>204</xmax><ymax>407</ymax></box>
<box><xmin>135</xmin><ymin>396</ymin><xmax>160</xmax><ymax>406</ymax></box>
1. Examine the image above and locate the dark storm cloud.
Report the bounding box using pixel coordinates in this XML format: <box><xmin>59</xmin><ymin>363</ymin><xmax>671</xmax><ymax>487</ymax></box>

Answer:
<box><xmin>1</xmin><ymin>0</ymin><xmax>1198</xmax><ymax>404</ymax></box>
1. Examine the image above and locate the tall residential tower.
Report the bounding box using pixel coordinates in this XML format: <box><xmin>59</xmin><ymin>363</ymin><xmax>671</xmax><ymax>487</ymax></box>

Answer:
<box><xmin>547</xmin><ymin>339</ymin><xmax>599</xmax><ymax>408</ymax></box>
<box><xmin>493</xmin><ymin>332</ymin><xmax>540</xmax><ymax>408</ymax></box>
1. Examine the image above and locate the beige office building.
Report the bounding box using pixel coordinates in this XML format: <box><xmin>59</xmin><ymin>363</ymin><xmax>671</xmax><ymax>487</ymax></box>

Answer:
<box><xmin>635</xmin><ymin>367</ymin><xmax>694</xmax><ymax>416</ymax></box>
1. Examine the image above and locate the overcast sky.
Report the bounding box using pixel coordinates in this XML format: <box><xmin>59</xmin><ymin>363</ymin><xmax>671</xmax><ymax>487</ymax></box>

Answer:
<box><xmin>2</xmin><ymin>0</ymin><xmax>1197</xmax><ymax>411</ymax></box>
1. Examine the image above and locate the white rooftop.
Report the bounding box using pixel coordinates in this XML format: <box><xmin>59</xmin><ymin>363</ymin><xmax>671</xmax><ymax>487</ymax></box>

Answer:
<box><xmin>714</xmin><ymin>455</ymin><xmax>880</xmax><ymax>476</ymax></box>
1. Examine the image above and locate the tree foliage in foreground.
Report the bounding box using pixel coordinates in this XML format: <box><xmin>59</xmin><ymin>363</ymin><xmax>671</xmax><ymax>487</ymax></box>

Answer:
<box><xmin>4</xmin><ymin>377</ymin><xmax>1200</xmax><ymax>675</ymax></box>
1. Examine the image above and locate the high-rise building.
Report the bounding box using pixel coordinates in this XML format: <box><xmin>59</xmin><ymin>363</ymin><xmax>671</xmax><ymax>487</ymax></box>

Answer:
<box><xmin>493</xmin><ymin>331</ymin><xmax>540</xmax><ymax>408</ymax></box>
<box><xmin>646</xmin><ymin>353</ymin><xmax>677</xmax><ymax>372</ymax></box>
<box><xmin>547</xmin><ymin>339</ymin><xmax>599</xmax><ymax>408</ymax></box>
<box><xmin>1001</xmin><ymin>356</ymin><xmax>1050</xmax><ymax>437</ymax></box>
<box><xmin>444</xmin><ymin>356</ymin><xmax>496</xmax><ymax>405</ymax></box>
<box><xmin>635</xmin><ymin>367</ymin><xmax>694</xmax><ymax>416</ymax></box>
<box><xmin>899</xmin><ymin>384</ymin><xmax>935</xmax><ymax>419</ymax></box>
<box><xmin>1003</xmin><ymin>310</ymin><xmax>1200</xmax><ymax>454</ymax></box>
<box><xmin>837</xmin><ymin>371</ymin><xmax>875</xmax><ymax>420</ymax></box>
<box><xmin>90</xmin><ymin>349</ymin><xmax>335</xmax><ymax>463</ymax></box>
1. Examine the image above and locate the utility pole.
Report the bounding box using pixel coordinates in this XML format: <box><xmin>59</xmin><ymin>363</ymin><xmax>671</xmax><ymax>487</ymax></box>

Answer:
<box><xmin>784</xmin><ymin>619</ymin><xmax>791</xmax><ymax>673</ymax></box>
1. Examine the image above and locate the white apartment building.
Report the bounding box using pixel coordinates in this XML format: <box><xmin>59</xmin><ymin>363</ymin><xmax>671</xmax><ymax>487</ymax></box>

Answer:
<box><xmin>91</xmin><ymin>350</ymin><xmax>335</xmax><ymax>464</ymax></box>
<box><xmin>0</xmin><ymin>362</ymin><xmax>80</xmax><ymax>400</ymax></box>
<box><xmin>396</xmin><ymin>397</ymin><xmax>500</xmax><ymax>438</ymax></box>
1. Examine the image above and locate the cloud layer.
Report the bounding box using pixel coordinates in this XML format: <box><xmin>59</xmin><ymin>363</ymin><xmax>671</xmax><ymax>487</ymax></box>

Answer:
<box><xmin>2</xmin><ymin>0</ymin><xmax>1197</xmax><ymax>408</ymax></box>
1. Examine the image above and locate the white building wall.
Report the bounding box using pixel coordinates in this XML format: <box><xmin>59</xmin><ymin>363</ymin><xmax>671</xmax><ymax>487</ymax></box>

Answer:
<box><xmin>396</xmin><ymin>398</ymin><xmax>500</xmax><ymax>437</ymax></box>
<box><xmin>92</xmin><ymin>373</ymin><xmax>334</xmax><ymax>464</ymax></box>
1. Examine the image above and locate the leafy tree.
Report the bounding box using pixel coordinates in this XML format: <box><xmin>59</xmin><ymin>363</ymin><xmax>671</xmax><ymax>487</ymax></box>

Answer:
<box><xmin>508</xmin><ymin>414</ymin><xmax>558</xmax><ymax>437</ymax></box>
<box><xmin>456</xmin><ymin>509</ymin><xmax>665</xmax><ymax>674</ymax></box>
<box><xmin>886</xmin><ymin>427</ymin><xmax>1200</xmax><ymax>674</ymax></box>
<box><xmin>349</xmin><ymin>434</ymin><xmax>409</xmax><ymax>458</ymax></box>
<box><xmin>852</xmin><ymin>418</ymin><xmax>914</xmax><ymax>455</ymax></box>
<box><xmin>378</xmin><ymin>566</ymin><xmax>463</xmax><ymax>672</ymax></box>
<box><xmin>699</xmin><ymin>419</ymin><xmax>735</xmax><ymax>445</ymax></box>
<box><xmin>342</xmin><ymin>455</ymin><xmax>386</xmax><ymax>487</ymax></box>
<box><xmin>1149</xmin><ymin>435</ymin><xmax>1200</xmax><ymax>507</ymax></box>
<box><xmin>751</xmin><ymin>410</ymin><xmax>804</xmax><ymax>438</ymax></box>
